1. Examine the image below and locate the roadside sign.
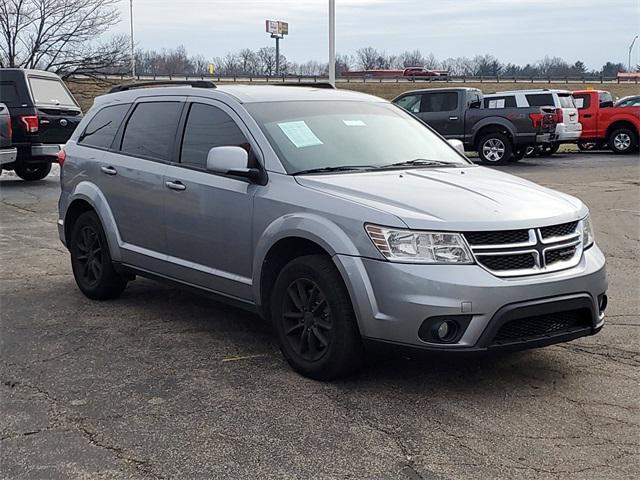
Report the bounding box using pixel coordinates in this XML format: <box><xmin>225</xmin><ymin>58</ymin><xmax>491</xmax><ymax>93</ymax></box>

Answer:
<box><xmin>266</xmin><ymin>20</ymin><xmax>288</xmax><ymax>36</ymax></box>
<box><xmin>208</xmin><ymin>63</ymin><xmax>214</xmax><ymax>75</ymax></box>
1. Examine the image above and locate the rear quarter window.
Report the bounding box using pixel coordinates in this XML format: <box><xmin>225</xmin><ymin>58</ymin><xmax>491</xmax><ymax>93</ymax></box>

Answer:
<box><xmin>79</xmin><ymin>104</ymin><xmax>130</xmax><ymax>149</ymax></box>
<box><xmin>525</xmin><ymin>94</ymin><xmax>555</xmax><ymax>107</ymax></box>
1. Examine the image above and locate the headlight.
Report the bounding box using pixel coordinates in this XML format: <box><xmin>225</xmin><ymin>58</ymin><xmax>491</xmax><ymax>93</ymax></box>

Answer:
<box><xmin>365</xmin><ymin>224</ymin><xmax>474</xmax><ymax>264</ymax></box>
<box><xmin>582</xmin><ymin>214</ymin><xmax>594</xmax><ymax>249</ymax></box>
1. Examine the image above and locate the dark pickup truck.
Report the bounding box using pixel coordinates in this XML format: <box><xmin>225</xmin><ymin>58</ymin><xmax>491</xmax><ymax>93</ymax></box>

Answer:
<box><xmin>0</xmin><ymin>102</ymin><xmax>17</xmax><ymax>171</ymax></box>
<box><xmin>0</xmin><ymin>69</ymin><xmax>82</xmax><ymax>180</ymax></box>
<box><xmin>392</xmin><ymin>87</ymin><xmax>557</xmax><ymax>164</ymax></box>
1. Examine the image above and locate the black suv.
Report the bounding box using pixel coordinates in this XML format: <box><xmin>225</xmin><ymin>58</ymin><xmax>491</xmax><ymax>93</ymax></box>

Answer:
<box><xmin>0</xmin><ymin>69</ymin><xmax>82</xmax><ymax>180</ymax></box>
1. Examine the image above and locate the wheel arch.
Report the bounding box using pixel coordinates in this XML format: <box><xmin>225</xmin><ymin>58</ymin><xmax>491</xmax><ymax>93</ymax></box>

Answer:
<box><xmin>606</xmin><ymin>120</ymin><xmax>639</xmax><ymax>139</ymax></box>
<box><xmin>472</xmin><ymin>121</ymin><xmax>515</xmax><ymax>148</ymax></box>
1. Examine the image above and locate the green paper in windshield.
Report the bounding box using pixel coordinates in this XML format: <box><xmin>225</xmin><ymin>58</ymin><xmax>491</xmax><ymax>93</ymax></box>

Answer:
<box><xmin>278</xmin><ymin>121</ymin><xmax>323</xmax><ymax>148</ymax></box>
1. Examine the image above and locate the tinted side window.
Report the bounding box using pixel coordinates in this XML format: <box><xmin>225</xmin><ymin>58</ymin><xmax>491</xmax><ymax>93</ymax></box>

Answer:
<box><xmin>599</xmin><ymin>92</ymin><xmax>613</xmax><ymax>108</ymax></box>
<box><xmin>525</xmin><ymin>94</ymin><xmax>555</xmax><ymax>107</ymax></box>
<box><xmin>121</xmin><ymin>102</ymin><xmax>183</xmax><ymax>161</ymax></box>
<box><xmin>420</xmin><ymin>92</ymin><xmax>458</xmax><ymax>112</ymax></box>
<box><xmin>79</xmin><ymin>104</ymin><xmax>129</xmax><ymax>149</ymax></box>
<box><xmin>180</xmin><ymin>103</ymin><xmax>251</xmax><ymax>168</ymax></box>
<box><xmin>483</xmin><ymin>96</ymin><xmax>516</xmax><ymax>108</ymax></box>
<box><xmin>395</xmin><ymin>94</ymin><xmax>422</xmax><ymax>113</ymax></box>
<box><xmin>0</xmin><ymin>82</ymin><xmax>20</xmax><ymax>107</ymax></box>
<box><xmin>573</xmin><ymin>94</ymin><xmax>591</xmax><ymax>109</ymax></box>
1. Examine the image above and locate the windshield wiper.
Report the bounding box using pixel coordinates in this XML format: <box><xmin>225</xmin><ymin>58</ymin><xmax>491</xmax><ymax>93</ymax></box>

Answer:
<box><xmin>293</xmin><ymin>165</ymin><xmax>376</xmax><ymax>175</ymax></box>
<box><xmin>378</xmin><ymin>158</ymin><xmax>455</xmax><ymax>169</ymax></box>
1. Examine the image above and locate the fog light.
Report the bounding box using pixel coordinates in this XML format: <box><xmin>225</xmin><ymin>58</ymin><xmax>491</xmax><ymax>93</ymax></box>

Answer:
<box><xmin>437</xmin><ymin>321</ymin><xmax>450</xmax><ymax>340</ymax></box>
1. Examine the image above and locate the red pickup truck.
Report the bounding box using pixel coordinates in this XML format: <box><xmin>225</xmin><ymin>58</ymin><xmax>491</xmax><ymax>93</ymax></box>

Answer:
<box><xmin>572</xmin><ymin>90</ymin><xmax>640</xmax><ymax>154</ymax></box>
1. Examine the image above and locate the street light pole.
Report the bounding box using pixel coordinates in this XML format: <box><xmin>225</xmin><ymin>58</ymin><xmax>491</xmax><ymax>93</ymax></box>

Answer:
<box><xmin>130</xmin><ymin>0</ymin><xmax>136</xmax><ymax>78</ymax></box>
<box><xmin>329</xmin><ymin>0</ymin><xmax>336</xmax><ymax>85</ymax></box>
<box><xmin>629</xmin><ymin>35</ymin><xmax>639</xmax><ymax>72</ymax></box>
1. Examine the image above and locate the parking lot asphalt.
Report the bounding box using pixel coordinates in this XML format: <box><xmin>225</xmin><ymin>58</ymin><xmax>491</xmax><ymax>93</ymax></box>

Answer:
<box><xmin>1</xmin><ymin>152</ymin><xmax>639</xmax><ymax>480</ymax></box>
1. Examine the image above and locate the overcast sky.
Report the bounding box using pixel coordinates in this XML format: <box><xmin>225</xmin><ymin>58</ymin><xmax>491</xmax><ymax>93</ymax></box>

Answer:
<box><xmin>114</xmin><ymin>0</ymin><xmax>640</xmax><ymax>69</ymax></box>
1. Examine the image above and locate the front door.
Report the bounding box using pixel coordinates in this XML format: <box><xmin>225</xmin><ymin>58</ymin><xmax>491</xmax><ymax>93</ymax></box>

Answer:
<box><xmin>416</xmin><ymin>91</ymin><xmax>462</xmax><ymax>139</ymax></box>
<box><xmin>163</xmin><ymin>99</ymin><xmax>258</xmax><ymax>301</ymax></box>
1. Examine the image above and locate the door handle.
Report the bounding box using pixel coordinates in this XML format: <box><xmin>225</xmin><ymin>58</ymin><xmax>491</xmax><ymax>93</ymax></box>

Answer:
<box><xmin>165</xmin><ymin>180</ymin><xmax>186</xmax><ymax>191</ymax></box>
<box><xmin>100</xmin><ymin>165</ymin><xmax>117</xmax><ymax>175</ymax></box>
<box><xmin>449</xmin><ymin>116</ymin><xmax>459</xmax><ymax>121</ymax></box>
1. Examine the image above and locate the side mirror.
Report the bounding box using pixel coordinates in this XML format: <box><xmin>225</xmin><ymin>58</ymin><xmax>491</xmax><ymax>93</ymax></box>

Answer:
<box><xmin>206</xmin><ymin>146</ymin><xmax>263</xmax><ymax>182</ymax></box>
<box><xmin>448</xmin><ymin>139</ymin><xmax>465</xmax><ymax>155</ymax></box>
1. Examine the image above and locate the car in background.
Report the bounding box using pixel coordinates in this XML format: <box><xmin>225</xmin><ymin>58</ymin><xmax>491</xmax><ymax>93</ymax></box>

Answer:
<box><xmin>614</xmin><ymin>95</ymin><xmax>640</xmax><ymax>108</ymax></box>
<box><xmin>58</xmin><ymin>81</ymin><xmax>606</xmax><ymax>380</ymax></box>
<box><xmin>0</xmin><ymin>103</ymin><xmax>17</xmax><ymax>171</ymax></box>
<box><xmin>483</xmin><ymin>89</ymin><xmax>581</xmax><ymax>156</ymax></box>
<box><xmin>392</xmin><ymin>87</ymin><xmax>557</xmax><ymax>164</ymax></box>
<box><xmin>573</xmin><ymin>90</ymin><xmax>640</xmax><ymax>154</ymax></box>
<box><xmin>0</xmin><ymin>69</ymin><xmax>82</xmax><ymax>181</ymax></box>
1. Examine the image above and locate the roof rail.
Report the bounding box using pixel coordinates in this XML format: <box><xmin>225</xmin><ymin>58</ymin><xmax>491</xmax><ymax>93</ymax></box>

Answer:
<box><xmin>108</xmin><ymin>80</ymin><xmax>216</xmax><ymax>93</ymax></box>
<box><xmin>273</xmin><ymin>82</ymin><xmax>336</xmax><ymax>89</ymax></box>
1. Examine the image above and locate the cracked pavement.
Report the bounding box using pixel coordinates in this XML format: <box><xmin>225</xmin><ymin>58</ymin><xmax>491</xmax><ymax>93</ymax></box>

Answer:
<box><xmin>1</xmin><ymin>153</ymin><xmax>639</xmax><ymax>479</ymax></box>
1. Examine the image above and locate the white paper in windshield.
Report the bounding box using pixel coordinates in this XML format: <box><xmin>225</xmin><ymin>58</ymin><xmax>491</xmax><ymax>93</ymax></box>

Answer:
<box><xmin>343</xmin><ymin>120</ymin><xmax>366</xmax><ymax>127</ymax></box>
<box><xmin>278</xmin><ymin>121</ymin><xmax>323</xmax><ymax>148</ymax></box>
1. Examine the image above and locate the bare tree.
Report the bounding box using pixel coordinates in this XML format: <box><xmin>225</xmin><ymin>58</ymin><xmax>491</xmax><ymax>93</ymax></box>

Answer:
<box><xmin>0</xmin><ymin>0</ymin><xmax>126</xmax><ymax>76</ymax></box>
<box><xmin>356</xmin><ymin>47</ymin><xmax>379</xmax><ymax>70</ymax></box>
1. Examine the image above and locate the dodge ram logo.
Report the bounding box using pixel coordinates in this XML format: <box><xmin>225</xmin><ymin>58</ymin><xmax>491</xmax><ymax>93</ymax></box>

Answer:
<box><xmin>60</xmin><ymin>119</ymin><xmax>68</xmax><ymax>127</ymax></box>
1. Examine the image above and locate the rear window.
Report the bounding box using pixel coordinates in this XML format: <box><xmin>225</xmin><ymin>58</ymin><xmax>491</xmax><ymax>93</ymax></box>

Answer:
<box><xmin>28</xmin><ymin>76</ymin><xmax>77</xmax><ymax>107</ymax></box>
<box><xmin>483</xmin><ymin>96</ymin><xmax>516</xmax><ymax>108</ymax></box>
<box><xmin>79</xmin><ymin>104</ymin><xmax>130</xmax><ymax>149</ymax></box>
<box><xmin>573</xmin><ymin>94</ymin><xmax>591</xmax><ymax>109</ymax></box>
<box><xmin>525</xmin><ymin>94</ymin><xmax>555</xmax><ymax>107</ymax></box>
<box><xmin>558</xmin><ymin>94</ymin><xmax>575</xmax><ymax>108</ymax></box>
<box><xmin>420</xmin><ymin>92</ymin><xmax>458</xmax><ymax>112</ymax></box>
<box><xmin>0</xmin><ymin>81</ymin><xmax>21</xmax><ymax>107</ymax></box>
<box><xmin>120</xmin><ymin>102</ymin><xmax>183</xmax><ymax>161</ymax></box>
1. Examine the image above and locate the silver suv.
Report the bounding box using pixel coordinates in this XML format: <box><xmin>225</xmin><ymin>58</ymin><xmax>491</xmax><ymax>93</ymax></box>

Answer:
<box><xmin>58</xmin><ymin>81</ymin><xmax>607</xmax><ymax>379</ymax></box>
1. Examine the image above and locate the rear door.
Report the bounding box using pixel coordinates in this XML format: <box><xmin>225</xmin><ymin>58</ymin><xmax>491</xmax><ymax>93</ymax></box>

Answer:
<box><xmin>88</xmin><ymin>98</ymin><xmax>185</xmax><ymax>270</ymax></box>
<box><xmin>26</xmin><ymin>75</ymin><xmax>82</xmax><ymax>144</ymax></box>
<box><xmin>572</xmin><ymin>93</ymin><xmax>597</xmax><ymax>137</ymax></box>
<box><xmin>162</xmin><ymin>99</ymin><xmax>258</xmax><ymax>300</ymax></box>
<box><xmin>416</xmin><ymin>91</ymin><xmax>461</xmax><ymax>138</ymax></box>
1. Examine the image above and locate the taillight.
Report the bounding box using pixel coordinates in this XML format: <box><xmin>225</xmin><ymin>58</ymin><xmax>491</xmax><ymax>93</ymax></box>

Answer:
<box><xmin>57</xmin><ymin>148</ymin><xmax>66</xmax><ymax>167</ymax></box>
<box><xmin>529</xmin><ymin>113</ymin><xmax>543</xmax><ymax>128</ymax></box>
<box><xmin>7</xmin><ymin>115</ymin><xmax>12</xmax><ymax>140</ymax></box>
<box><xmin>20</xmin><ymin>115</ymin><xmax>39</xmax><ymax>133</ymax></box>
<box><xmin>555</xmin><ymin>108</ymin><xmax>564</xmax><ymax>123</ymax></box>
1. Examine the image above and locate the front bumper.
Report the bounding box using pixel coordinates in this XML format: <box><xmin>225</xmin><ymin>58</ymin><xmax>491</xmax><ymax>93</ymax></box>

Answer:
<box><xmin>335</xmin><ymin>245</ymin><xmax>607</xmax><ymax>351</ymax></box>
<box><xmin>555</xmin><ymin>123</ymin><xmax>582</xmax><ymax>142</ymax></box>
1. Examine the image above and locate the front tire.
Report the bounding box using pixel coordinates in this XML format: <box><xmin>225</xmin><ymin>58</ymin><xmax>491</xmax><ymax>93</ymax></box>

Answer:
<box><xmin>69</xmin><ymin>211</ymin><xmax>127</xmax><ymax>300</ymax></box>
<box><xmin>270</xmin><ymin>255</ymin><xmax>364</xmax><ymax>380</ymax></box>
<box><xmin>15</xmin><ymin>162</ymin><xmax>51</xmax><ymax>181</ymax></box>
<box><xmin>478</xmin><ymin>133</ymin><xmax>512</xmax><ymax>165</ymax></box>
<box><xmin>608</xmin><ymin>127</ymin><xmax>638</xmax><ymax>154</ymax></box>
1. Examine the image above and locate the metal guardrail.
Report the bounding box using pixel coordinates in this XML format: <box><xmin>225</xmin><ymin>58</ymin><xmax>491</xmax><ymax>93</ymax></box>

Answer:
<box><xmin>69</xmin><ymin>73</ymin><xmax>638</xmax><ymax>84</ymax></box>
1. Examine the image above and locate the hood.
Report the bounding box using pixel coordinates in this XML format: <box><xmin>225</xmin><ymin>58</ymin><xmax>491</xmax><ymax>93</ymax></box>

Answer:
<box><xmin>295</xmin><ymin>166</ymin><xmax>587</xmax><ymax>231</ymax></box>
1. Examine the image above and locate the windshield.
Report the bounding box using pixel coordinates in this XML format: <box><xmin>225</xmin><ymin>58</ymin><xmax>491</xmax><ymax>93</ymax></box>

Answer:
<box><xmin>245</xmin><ymin>101</ymin><xmax>470</xmax><ymax>174</ymax></box>
<box><xmin>28</xmin><ymin>76</ymin><xmax>78</xmax><ymax>107</ymax></box>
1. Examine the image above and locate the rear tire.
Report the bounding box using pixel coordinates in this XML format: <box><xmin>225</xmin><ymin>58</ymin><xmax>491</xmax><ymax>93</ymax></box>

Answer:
<box><xmin>511</xmin><ymin>148</ymin><xmax>526</xmax><ymax>162</ymax></box>
<box><xmin>69</xmin><ymin>211</ymin><xmax>127</xmax><ymax>300</ymax></box>
<box><xmin>477</xmin><ymin>133</ymin><xmax>512</xmax><ymax>165</ymax></box>
<box><xmin>608</xmin><ymin>127</ymin><xmax>638</xmax><ymax>155</ymax></box>
<box><xmin>14</xmin><ymin>162</ymin><xmax>51</xmax><ymax>181</ymax></box>
<box><xmin>539</xmin><ymin>143</ymin><xmax>560</xmax><ymax>157</ymax></box>
<box><xmin>270</xmin><ymin>255</ymin><xmax>364</xmax><ymax>380</ymax></box>
<box><xmin>577</xmin><ymin>141</ymin><xmax>600</xmax><ymax>151</ymax></box>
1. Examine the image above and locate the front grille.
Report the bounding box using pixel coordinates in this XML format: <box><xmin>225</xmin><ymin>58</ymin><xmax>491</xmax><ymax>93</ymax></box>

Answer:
<box><xmin>545</xmin><ymin>246</ymin><xmax>577</xmax><ymax>265</ymax></box>
<box><xmin>478</xmin><ymin>253</ymin><xmax>536</xmax><ymax>271</ymax></box>
<box><xmin>540</xmin><ymin>221</ymin><xmax>578</xmax><ymax>239</ymax></box>
<box><xmin>464</xmin><ymin>229</ymin><xmax>529</xmax><ymax>246</ymax></box>
<box><xmin>492</xmin><ymin>309</ymin><xmax>591</xmax><ymax>345</ymax></box>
